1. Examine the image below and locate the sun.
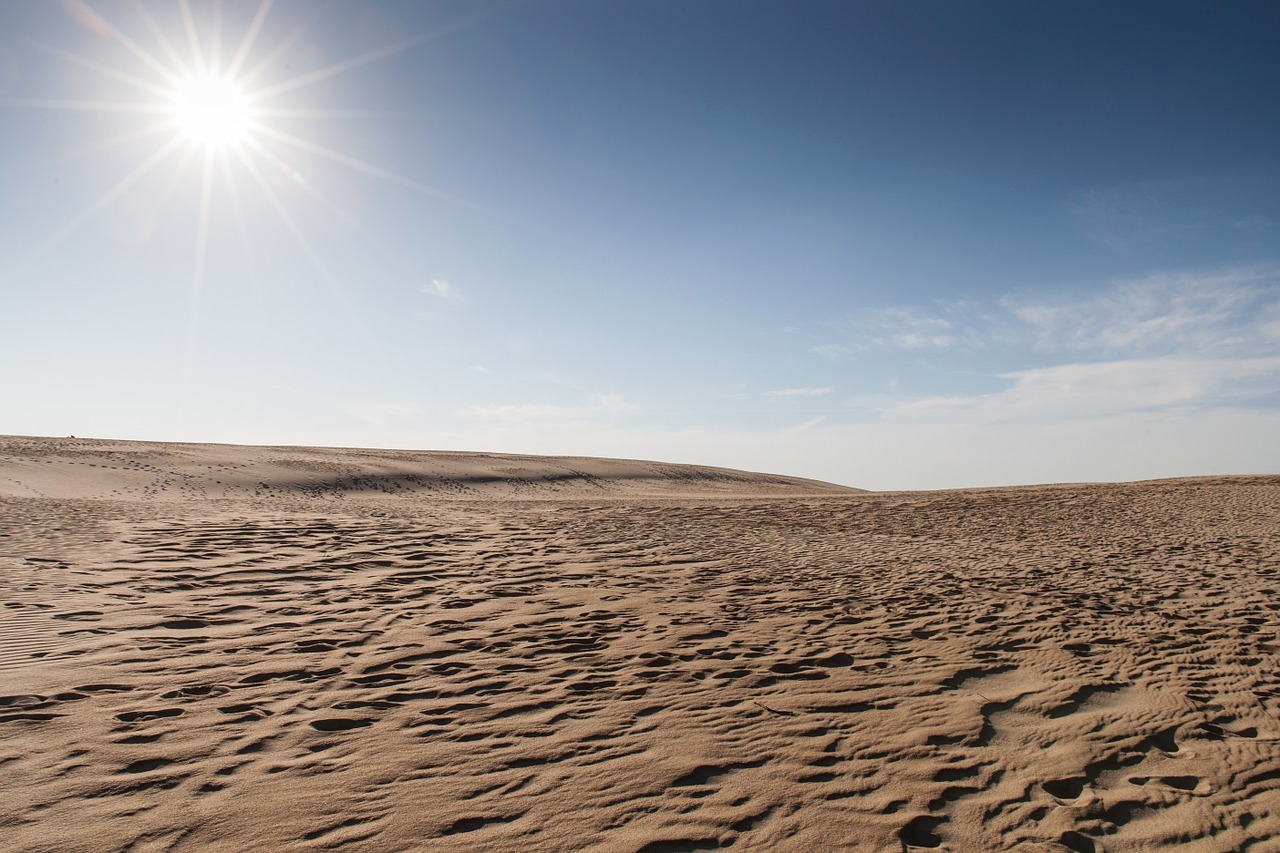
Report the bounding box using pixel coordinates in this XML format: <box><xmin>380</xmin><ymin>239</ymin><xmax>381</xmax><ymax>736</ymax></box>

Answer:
<box><xmin>6</xmin><ymin>0</ymin><xmax>458</xmax><ymax>353</ymax></box>
<box><xmin>170</xmin><ymin>74</ymin><xmax>252</xmax><ymax>147</ymax></box>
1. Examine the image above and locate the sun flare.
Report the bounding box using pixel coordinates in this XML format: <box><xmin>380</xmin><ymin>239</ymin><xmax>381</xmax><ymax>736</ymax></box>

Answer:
<box><xmin>7</xmin><ymin>0</ymin><xmax>452</xmax><ymax>360</ymax></box>
<box><xmin>170</xmin><ymin>75</ymin><xmax>252</xmax><ymax>147</ymax></box>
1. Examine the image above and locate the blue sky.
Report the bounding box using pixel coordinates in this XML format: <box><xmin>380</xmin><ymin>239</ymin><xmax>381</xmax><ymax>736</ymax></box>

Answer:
<box><xmin>1</xmin><ymin>0</ymin><xmax>1278</xmax><ymax>489</ymax></box>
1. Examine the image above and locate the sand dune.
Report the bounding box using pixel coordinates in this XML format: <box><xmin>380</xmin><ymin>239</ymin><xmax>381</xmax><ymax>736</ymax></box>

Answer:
<box><xmin>1</xmin><ymin>436</ymin><xmax>1278</xmax><ymax>851</ymax></box>
<box><xmin>0</xmin><ymin>436</ymin><xmax>858</xmax><ymax>501</ymax></box>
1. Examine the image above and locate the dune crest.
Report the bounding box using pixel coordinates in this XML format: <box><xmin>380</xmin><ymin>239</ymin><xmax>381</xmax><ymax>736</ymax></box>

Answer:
<box><xmin>1</xmin><ymin>436</ymin><xmax>1278</xmax><ymax>851</ymax></box>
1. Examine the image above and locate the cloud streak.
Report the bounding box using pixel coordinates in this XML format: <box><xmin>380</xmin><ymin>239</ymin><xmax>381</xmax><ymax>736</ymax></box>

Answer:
<box><xmin>839</xmin><ymin>306</ymin><xmax>968</xmax><ymax>352</ymax></box>
<box><xmin>819</xmin><ymin>267</ymin><xmax>1280</xmax><ymax>360</ymax></box>
<box><xmin>1004</xmin><ymin>268</ymin><xmax>1279</xmax><ymax>357</ymax></box>
<box><xmin>766</xmin><ymin>386</ymin><xmax>834</xmax><ymax>399</ymax></box>
<box><xmin>888</xmin><ymin>357</ymin><xmax>1280</xmax><ymax>423</ymax></box>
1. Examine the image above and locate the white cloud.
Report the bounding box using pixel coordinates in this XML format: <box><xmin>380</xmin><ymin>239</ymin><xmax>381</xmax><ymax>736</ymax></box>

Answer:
<box><xmin>848</xmin><ymin>305</ymin><xmax>962</xmax><ymax>351</ymax></box>
<box><xmin>887</xmin><ymin>357</ymin><xmax>1280</xmax><ymax>423</ymax></box>
<box><xmin>826</xmin><ymin>267</ymin><xmax>1280</xmax><ymax>360</ymax></box>
<box><xmin>810</xmin><ymin>344</ymin><xmax>852</xmax><ymax>360</ymax></box>
<box><xmin>812</xmin><ymin>266</ymin><xmax>1280</xmax><ymax>431</ymax></box>
<box><xmin>766</xmin><ymin>386</ymin><xmax>834</xmax><ymax>399</ymax></box>
<box><xmin>1003</xmin><ymin>268</ymin><xmax>1279</xmax><ymax>356</ymax></box>
<box><xmin>421</xmin><ymin>278</ymin><xmax>462</xmax><ymax>300</ymax></box>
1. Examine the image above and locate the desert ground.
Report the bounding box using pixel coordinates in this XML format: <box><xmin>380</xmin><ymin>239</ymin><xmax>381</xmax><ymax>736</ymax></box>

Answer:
<box><xmin>0</xmin><ymin>435</ymin><xmax>1277</xmax><ymax>852</ymax></box>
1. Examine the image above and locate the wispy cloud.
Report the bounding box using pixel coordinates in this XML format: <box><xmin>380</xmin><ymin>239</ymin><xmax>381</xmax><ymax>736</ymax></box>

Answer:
<box><xmin>1070</xmin><ymin>182</ymin><xmax>1200</xmax><ymax>255</ymax></box>
<box><xmin>821</xmin><ymin>266</ymin><xmax>1279</xmax><ymax>360</ymax></box>
<box><xmin>1004</xmin><ymin>268</ymin><xmax>1279</xmax><ymax>357</ymax></box>
<box><xmin>766</xmin><ymin>386</ymin><xmax>834</xmax><ymax>399</ymax></box>
<box><xmin>1234</xmin><ymin>215</ymin><xmax>1275</xmax><ymax>234</ymax></box>
<box><xmin>846</xmin><ymin>305</ymin><xmax>965</xmax><ymax>351</ymax></box>
<box><xmin>888</xmin><ymin>357</ymin><xmax>1280</xmax><ymax>423</ymax></box>
<box><xmin>421</xmin><ymin>278</ymin><xmax>462</xmax><ymax>300</ymax></box>
<box><xmin>1067</xmin><ymin>175</ymin><xmax>1280</xmax><ymax>258</ymax></box>
<box><xmin>458</xmin><ymin>393</ymin><xmax>638</xmax><ymax>424</ymax></box>
<box><xmin>816</xmin><ymin>266</ymin><xmax>1280</xmax><ymax>426</ymax></box>
<box><xmin>811</xmin><ymin>300</ymin><xmax>1007</xmax><ymax>358</ymax></box>
<box><xmin>786</xmin><ymin>415</ymin><xmax>827</xmax><ymax>432</ymax></box>
<box><xmin>810</xmin><ymin>343</ymin><xmax>852</xmax><ymax>361</ymax></box>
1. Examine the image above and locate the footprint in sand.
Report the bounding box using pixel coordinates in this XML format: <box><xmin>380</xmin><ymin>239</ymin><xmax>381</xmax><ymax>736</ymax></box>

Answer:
<box><xmin>310</xmin><ymin>717</ymin><xmax>373</xmax><ymax>732</ymax></box>
<box><xmin>115</xmin><ymin>708</ymin><xmax>184</xmax><ymax>722</ymax></box>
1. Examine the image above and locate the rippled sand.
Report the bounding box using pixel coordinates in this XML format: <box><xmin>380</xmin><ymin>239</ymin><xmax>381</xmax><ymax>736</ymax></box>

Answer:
<box><xmin>1</xmin><ymin>437</ymin><xmax>1277</xmax><ymax>851</ymax></box>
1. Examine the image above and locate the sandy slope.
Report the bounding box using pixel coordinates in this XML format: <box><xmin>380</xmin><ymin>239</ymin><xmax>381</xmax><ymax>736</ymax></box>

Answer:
<box><xmin>0</xmin><ymin>436</ymin><xmax>858</xmax><ymax>501</ymax></box>
<box><xmin>1</xmin><ymin>437</ymin><xmax>1278</xmax><ymax>852</ymax></box>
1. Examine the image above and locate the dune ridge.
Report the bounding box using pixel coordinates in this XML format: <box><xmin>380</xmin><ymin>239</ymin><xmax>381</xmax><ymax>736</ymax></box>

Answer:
<box><xmin>0</xmin><ymin>435</ymin><xmax>860</xmax><ymax>501</ymax></box>
<box><xmin>1</xmin><ymin>436</ymin><xmax>1278</xmax><ymax>851</ymax></box>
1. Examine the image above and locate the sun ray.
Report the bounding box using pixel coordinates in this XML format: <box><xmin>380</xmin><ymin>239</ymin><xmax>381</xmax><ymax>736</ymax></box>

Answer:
<box><xmin>224</xmin><ymin>0</ymin><xmax>275</xmax><ymax>79</ymax></box>
<box><xmin>128</xmin><ymin>0</ymin><xmax>194</xmax><ymax>80</ymax></box>
<box><xmin>19</xmin><ymin>37</ymin><xmax>174</xmax><ymax>100</ymax></box>
<box><xmin>236</xmin><ymin>146</ymin><xmax>350</xmax><ymax>309</ymax></box>
<box><xmin>179</xmin><ymin>0</ymin><xmax>207</xmax><ymax>77</ymax></box>
<box><xmin>209</xmin><ymin>0</ymin><xmax>223</xmax><ymax>72</ymax></box>
<box><xmin>74</xmin><ymin>0</ymin><xmax>181</xmax><ymax>86</ymax></box>
<box><xmin>141</xmin><ymin>143</ymin><xmax>200</xmax><ymax>243</ymax></box>
<box><xmin>194</xmin><ymin>150</ymin><xmax>216</xmax><ymax>276</ymax></box>
<box><xmin>54</xmin><ymin>119</ymin><xmax>177</xmax><ymax>163</ymax></box>
<box><xmin>183</xmin><ymin>148</ymin><xmax>218</xmax><ymax>381</ymax></box>
<box><xmin>4</xmin><ymin>134</ymin><xmax>185</xmax><ymax>279</ymax></box>
<box><xmin>217</xmin><ymin>147</ymin><xmax>255</xmax><ymax>262</ymax></box>
<box><xmin>237</xmin><ymin>1</ymin><xmax>332</xmax><ymax>89</ymax></box>
<box><xmin>253</xmin><ymin>124</ymin><xmax>479</xmax><ymax>210</ymax></box>
<box><xmin>251</xmin><ymin>35</ymin><xmax>429</xmax><ymax>103</ymax></box>
<box><xmin>241</xmin><ymin>136</ymin><xmax>359</xmax><ymax>230</ymax></box>
<box><xmin>250</xmin><ymin>5</ymin><xmax>504</xmax><ymax>101</ymax></box>
<box><xmin>0</xmin><ymin>97</ymin><xmax>168</xmax><ymax>114</ymax></box>
<box><xmin>252</xmin><ymin>107</ymin><xmax>396</xmax><ymax>120</ymax></box>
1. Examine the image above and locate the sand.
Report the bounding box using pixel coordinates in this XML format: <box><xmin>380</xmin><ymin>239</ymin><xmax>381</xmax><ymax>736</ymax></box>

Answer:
<box><xmin>1</xmin><ymin>436</ymin><xmax>1277</xmax><ymax>852</ymax></box>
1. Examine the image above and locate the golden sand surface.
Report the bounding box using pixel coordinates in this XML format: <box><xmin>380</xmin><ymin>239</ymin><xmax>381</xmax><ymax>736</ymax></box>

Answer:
<box><xmin>1</xmin><ymin>436</ymin><xmax>1278</xmax><ymax>851</ymax></box>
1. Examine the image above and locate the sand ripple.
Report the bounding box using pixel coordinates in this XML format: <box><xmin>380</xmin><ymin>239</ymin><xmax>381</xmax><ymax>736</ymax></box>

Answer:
<box><xmin>0</xmin><ymin>440</ymin><xmax>1277</xmax><ymax>851</ymax></box>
